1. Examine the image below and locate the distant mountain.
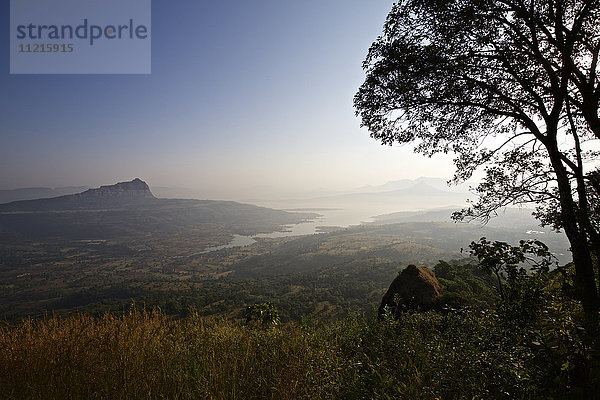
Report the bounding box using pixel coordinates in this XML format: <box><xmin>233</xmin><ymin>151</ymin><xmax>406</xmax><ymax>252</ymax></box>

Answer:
<box><xmin>370</xmin><ymin>182</ymin><xmax>452</xmax><ymax>197</ymax></box>
<box><xmin>320</xmin><ymin>182</ymin><xmax>452</xmax><ymax>199</ymax></box>
<box><xmin>373</xmin><ymin>206</ymin><xmax>543</xmax><ymax>230</ymax></box>
<box><xmin>0</xmin><ymin>186</ymin><xmax>89</xmax><ymax>204</ymax></box>
<box><xmin>264</xmin><ymin>180</ymin><xmax>471</xmax><ymax>213</ymax></box>
<box><xmin>0</xmin><ymin>178</ymin><xmax>155</xmax><ymax>211</ymax></box>
<box><xmin>0</xmin><ymin>178</ymin><xmax>317</xmax><ymax>240</ymax></box>
<box><xmin>353</xmin><ymin>177</ymin><xmax>470</xmax><ymax>194</ymax></box>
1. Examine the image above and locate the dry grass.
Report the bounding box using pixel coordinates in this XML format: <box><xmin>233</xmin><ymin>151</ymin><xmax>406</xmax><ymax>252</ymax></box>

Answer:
<box><xmin>1</xmin><ymin>305</ymin><xmax>571</xmax><ymax>399</ymax></box>
<box><xmin>0</xmin><ymin>308</ymin><xmax>339</xmax><ymax>400</ymax></box>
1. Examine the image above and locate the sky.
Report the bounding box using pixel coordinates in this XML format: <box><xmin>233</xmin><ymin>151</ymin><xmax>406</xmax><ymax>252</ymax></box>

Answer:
<box><xmin>1</xmin><ymin>1</ymin><xmax>458</xmax><ymax>200</ymax></box>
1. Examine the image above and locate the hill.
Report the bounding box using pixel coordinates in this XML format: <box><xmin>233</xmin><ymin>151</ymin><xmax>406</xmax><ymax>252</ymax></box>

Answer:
<box><xmin>0</xmin><ymin>178</ymin><xmax>316</xmax><ymax>240</ymax></box>
<box><xmin>0</xmin><ymin>178</ymin><xmax>155</xmax><ymax>211</ymax></box>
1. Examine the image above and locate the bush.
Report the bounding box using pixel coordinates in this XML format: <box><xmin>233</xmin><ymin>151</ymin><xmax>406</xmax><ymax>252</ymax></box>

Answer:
<box><xmin>245</xmin><ymin>302</ymin><xmax>281</xmax><ymax>327</ymax></box>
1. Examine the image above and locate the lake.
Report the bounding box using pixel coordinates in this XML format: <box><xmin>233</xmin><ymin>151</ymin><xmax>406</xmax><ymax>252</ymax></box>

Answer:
<box><xmin>195</xmin><ymin>202</ymin><xmax>413</xmax><ymax>255</ymax></box>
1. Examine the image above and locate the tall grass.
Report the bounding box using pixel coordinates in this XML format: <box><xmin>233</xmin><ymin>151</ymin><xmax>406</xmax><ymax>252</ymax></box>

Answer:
<box><xmin>1</xmin><ymin>306</ymin><xmax>590</xmax><ymax>399</ymax></box>
<box><xmin>0</xmin><ymin>307</ymin><xmax>339</xmax><ymax>400</ymax></box>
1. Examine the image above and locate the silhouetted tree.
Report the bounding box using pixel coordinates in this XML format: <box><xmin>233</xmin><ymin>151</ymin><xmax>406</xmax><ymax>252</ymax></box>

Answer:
<box><xmin>469</xmin><ymin>237</ymin><xmax>556</xmax><ymax>301</ymax></box>
<box><xmin>355</xmin><ymin>0</ymin><xmax>600</xmax><ymax>315</ymax></box>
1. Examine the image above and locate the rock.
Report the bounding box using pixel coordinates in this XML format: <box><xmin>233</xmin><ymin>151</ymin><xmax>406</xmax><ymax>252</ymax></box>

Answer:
<box><xmin>78</xmin><ymin>178</ymin><xmax>155</xmax><ymax>199</ymax></box>
<box><xmin>379</xmin><ymin>264</ymin><xmax>441</xmax><ymax>316</ymax></box>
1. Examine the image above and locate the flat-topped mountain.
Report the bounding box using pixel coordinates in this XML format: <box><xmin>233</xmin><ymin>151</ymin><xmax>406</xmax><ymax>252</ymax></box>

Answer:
<box><xmin>0</xmin><ymin>178</ymin><xmax>156</xmax><ymax>211</ymax></box>
<box><xmin>0</xmin><ymin>178</ymin><xmax>317</xmax><ymax>240</ymax></box>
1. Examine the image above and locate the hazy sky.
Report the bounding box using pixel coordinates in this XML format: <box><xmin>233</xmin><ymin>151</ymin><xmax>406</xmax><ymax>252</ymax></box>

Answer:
<box><xmin>1</xmin><ymin>1</ymin><xmax>458</xmax><ymax>200</ymax></box>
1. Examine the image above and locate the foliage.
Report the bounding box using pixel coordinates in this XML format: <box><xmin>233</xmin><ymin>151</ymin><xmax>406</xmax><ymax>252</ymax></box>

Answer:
<box><xmin>433</xmin><ymin>260</ymin><xmax>498</xmax><ymax>309</ymax></box>
<box><xmin>464</xmin><ymin>237</ymin><xmax>600</xmax><ymax>396</ymax></box>
<box><xmin>245</xmin><ymin>302</ymin><xmax>281</xmax><ymax>327</ymax></box>
<box><xmin>468</xmin><ymin>237</ymin><xmax>556</xmax><ymax>302</ymax></box>
<box><xmin>3</xmin><ymin>301</ymin><xmax>598</xmax><ymax>399</ymax></box>
<box><xmin>336</xmin><ymin>310</ymin><xmax>540</xmax><ymax>399</ymax></box>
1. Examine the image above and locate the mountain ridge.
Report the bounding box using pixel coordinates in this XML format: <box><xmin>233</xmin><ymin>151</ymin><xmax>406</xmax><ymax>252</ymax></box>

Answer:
<box><xmin>0</xmin><ymin>186</ymin><xmax>90</xmax><ymax>204</ymax></box>
<box><xmin>314</xmin><ymin>181</ymin><xmax>463</xmax><ymax>201</ymax></box>
<box><xmin>0</xmin><ymin>178</ymin><xmax>156</xmax><ymax>211</ymax></box>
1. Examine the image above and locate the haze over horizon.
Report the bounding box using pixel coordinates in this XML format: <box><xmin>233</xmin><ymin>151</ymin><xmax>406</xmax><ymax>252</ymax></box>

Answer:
<box><xmin>1</xmin><ymin>0</ymin><xmax>460</xmax><ymax>200</ymax></box>
<box><xmin>0</xmin><ymin>175</ymin><xmax>474</xmax><ymax>207</ymax></box>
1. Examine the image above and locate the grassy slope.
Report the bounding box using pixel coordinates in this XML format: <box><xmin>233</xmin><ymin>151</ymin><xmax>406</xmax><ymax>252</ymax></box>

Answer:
<box><xmin>0</xmin><ymin>308</ymin><xmax>535</xmax><ymax>400</ymax></box>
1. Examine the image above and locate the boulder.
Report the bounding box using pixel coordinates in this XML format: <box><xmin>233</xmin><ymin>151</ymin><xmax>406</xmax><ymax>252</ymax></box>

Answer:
<box><xmin>379</xmin><ymin>264</ymin><xmax>440</xmax><ymax>316</ymax></box>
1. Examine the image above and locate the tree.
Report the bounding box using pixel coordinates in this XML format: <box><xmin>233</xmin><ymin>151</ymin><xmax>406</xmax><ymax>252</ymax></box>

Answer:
<box><xmin>468</xmin><ymin>237</ymin><xmax>556</xmax><ymax>302</ymax></box>
<box><xmin>354</xmin><ymin>0</ymin><xmax>600</xmax><ymax>315</ymax></box>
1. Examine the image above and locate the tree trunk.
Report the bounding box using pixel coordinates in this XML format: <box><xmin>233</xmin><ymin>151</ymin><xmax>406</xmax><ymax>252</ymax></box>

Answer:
<box><xmin>581</xmin><ymin>94</ymin><xmax>600</xmax><ymax>141</ymax></box>
<box><xmin>550</xmin><ymin>151</ymin><xmax>599</xmax><ymax>315</ymax></box>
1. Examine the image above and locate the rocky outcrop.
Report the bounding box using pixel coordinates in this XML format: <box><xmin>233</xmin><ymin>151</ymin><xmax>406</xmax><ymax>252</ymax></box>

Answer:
<box><xmin>379</xmin><ymin>264</ymin><xmax>440</xmax><ymax>316</ymax></box>
<box><xmin>77</xmin><ymin>178</ymin><xmax>154</xmax><ymax>199</ymax></box>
